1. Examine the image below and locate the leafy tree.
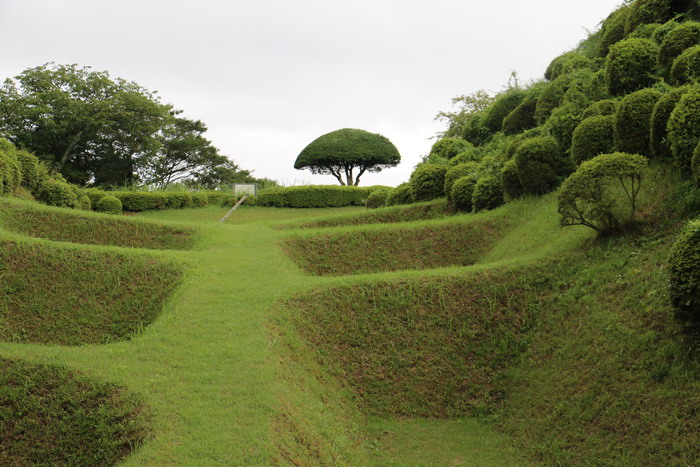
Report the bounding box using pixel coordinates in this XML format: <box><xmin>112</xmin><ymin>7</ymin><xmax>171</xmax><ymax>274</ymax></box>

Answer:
<box><xmin>434</xmin><ymin>90</ymin><xmax>494</xmax><ymax>139</ymax></box>
<box><xmin>294</xmin><ymin>128</ymin><xmax>400</xmax><ymax>186</ymax></box>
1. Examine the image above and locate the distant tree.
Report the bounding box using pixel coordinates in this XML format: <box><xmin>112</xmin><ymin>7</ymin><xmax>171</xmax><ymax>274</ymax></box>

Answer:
<box><xmin>294</xmin><ymin>128</ymin><xmax>400</xmax><ymax>186</ymax></box>
<box><xmin>434</xmin><ymin>90</ymin><xmax>495</xmax><ymax>139</ymax></box>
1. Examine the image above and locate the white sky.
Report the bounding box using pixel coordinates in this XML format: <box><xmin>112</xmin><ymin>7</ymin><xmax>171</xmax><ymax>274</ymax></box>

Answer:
<box><xmin>0</xmin><ymin>0</ymin><xmax>623</xmax><ymax>186</ymax></box>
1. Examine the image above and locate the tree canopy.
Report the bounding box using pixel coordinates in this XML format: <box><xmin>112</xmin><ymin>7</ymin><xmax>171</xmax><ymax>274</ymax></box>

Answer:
<box><xmin>294</xmin><ymin>128</ymin><xmax>400</xmax><ymax>186</ymax></box>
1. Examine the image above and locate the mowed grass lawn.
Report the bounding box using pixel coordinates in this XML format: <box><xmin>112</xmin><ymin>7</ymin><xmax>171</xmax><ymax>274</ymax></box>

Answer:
<box><xmin>0</xmin><ymin>202</ymin><xmax>572</xmax><ymax>464</ymax></box>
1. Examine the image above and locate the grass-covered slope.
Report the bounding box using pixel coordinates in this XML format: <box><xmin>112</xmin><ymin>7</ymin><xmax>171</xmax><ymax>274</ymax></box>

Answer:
<box><xmin>0</xmin><ymin>358</ymin><xmax>149</xmax><ymax>465</ymax></box>
<box><xmin>0</xmin><ymin>198</ymin><xmax>196</xmax><ymax>250</ymax></box>
<box><xmin>0</xmin><ymin>239</ymin><xmax>182</xmax><ymax>345</ymax></box>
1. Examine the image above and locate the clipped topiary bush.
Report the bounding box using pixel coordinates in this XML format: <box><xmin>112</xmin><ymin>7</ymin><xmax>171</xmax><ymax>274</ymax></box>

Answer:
<box><xmin>451</xmin><ymin>175</ymin><xmax>478</xmax><ymax>212</ymax></box>
<box><xmin>515</xmin><ymin>136</ymin><xmax>570</xmax><ymax>195</ymax></box>
<box><xmin>581</xmin><ymin>99</ymin><xmax>617</xmax><ymax>119</ymax></box>
<box><xmin>96</xmin><ymin>196</ymin><xmax>123</xmax><ymax>215</ymax></box>
<box><xmin>668</xmin><ymin>218</ymin><xmax>700</xmax><ymax>321</ymax></box>
<box><xmin>462</xmin><ymin>113</ymin><xmax>492</xmax><ymax>146</ymax></box>
<box><xmin>545</xmin><ymin>52</ymin><xmax>594</xmax><ymax>81</ymax></box>
<box><xmin>614</xmin><ymin>87</ymin><xmax>663</xmax><ymax>157</ymax></box>
<box><xmin>502</xmin><ymin>94</ymin><xmax>539</xmax><ymax>135</ymax></box>
<box><xmin>500</xmin><ymin>159</ymin><xmax>524</xmax><ymax>200</ymax></box>
<box><xmin>472</xmin><ymin>176</ymin><xmax>504</xmax><ymax>212</ymax></box>
<box><xmin>256</xmin><ymin>185</ymin><xmax>374</xmax><ymax>208</ymax></box>
<box><xmin>659</xmin><ymin>21</ymin><xmax>700</xmax><ymax>69</ymax></box>
<box><xmin>13</xmin><ymin>149</ymin><xmax>45</xmax><ymax>194</ymax></box>
<box><xmin>191</xmin><ymin>192</ymin><xmax>209</xmax><ymax>208</ymax></box>
<box><xmin>625</xmin><ymin>0</ymin><xmax>673</xmax><ymax>35</ymax></box>
<box><xmin>558</xmin><ymin>152</ymin><xmax>648</xmax><ymax>233</ymax></box>
<box><xmin>571</xmin><ymin>115</ymin><xmax>616</xmax><ymax>165</ymax></box>
<box><xmin>78</xmin><ymin>195</ymin><xmax>91</xmax><ymax>211</ymax></box>
<box><xmin>409</xmin><ymin>164</ymin><xmax>448</xmax><ymax>202</ymax></box>
<box><xmin>535</xmin><ymin>74</ymin><xmax>572</xmax><ymax>124</ymax></box>
<box><xmin>0</xmin><ymin>147</ymin><xmax>21</xmax><ymax>196</ymax></box>
<box><xmin>386</xmin><ymin>183</ymin><xmax>413</xmax><ymax>206</ymax></box>
<box><xmin>544</xmin><ymin>102</ymin><xmax>585</xmax><ymax>155</ymax></box>
<box><xmin>36</xmin><ymin>179</ymin><xmax>79</xmax><ymax>208</ymax></box>
<box><xmin>450</xmin><ymin>147</ymin><xmax>482</xmax><ymax>165</ymax></box>
<box><xmin>165</xmin><ymin>192</ymin><xmax>194</xmax><ymax>209</ymax></box>
<box><xmin>430</xmin><ymin>138</ymin><xmax>473</xmax><ymax>160</ymax></box>
<box><xmin>670</xmin><ymin>44</ymin><xmax>700</xmax><ymax>84</ymax></box>
<box><xmin>444</xmin><ymin>162</ymin><xmax>478</xmax><ymax>204</ymax></box>
<box><xmin>629</xmin><ymin>23</ymin><xmax>662</xmax><ymax>39</ymax></box>
<box><xmin>483</xmin><ymin>89</ymin><xmax>527</xmax><ymax>133</ymax></box>
<box><xmin>650</xmin><ymin>85</ymin><xmax>694</xmax><ymax>158</ymax></box>
<box><xmin>691</xmin><ymin>140</ymin><xmax>700</xmax><ymax>184</ymax></box>
<box><xmin>668</xmin><ymin>89</ymin><xmax>700</xmax><ymax>170</ymax></box>
<box><xmin>365</xmin><ymin>189</ymin><xmax>389</xmax><ymax>209</ymax></box>
<box><xmin>652</xmin><ymin>19</ymin><xmax>680</xmax><ymax>44</ymax></box>
<box><xmin>600</xmin><ymin>6</ymin><xmax>630</xmax><ymax>56</ymax></box>
<box><xmin>112</xmin><ymin>192</ymin><xmax>168</xmax><ymax>211</ymax></box>
<box><xmin>605</xmin><ymin>38</ymin><xmax>660</xmax><ymax>96</ymax></box>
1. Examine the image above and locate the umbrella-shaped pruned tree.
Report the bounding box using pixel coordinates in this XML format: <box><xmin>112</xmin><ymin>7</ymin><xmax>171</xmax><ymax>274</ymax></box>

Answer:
<box><xmin>294</xmin><ymin>128</ymin><xmax>400</xmax><ymax>186</ymax></box>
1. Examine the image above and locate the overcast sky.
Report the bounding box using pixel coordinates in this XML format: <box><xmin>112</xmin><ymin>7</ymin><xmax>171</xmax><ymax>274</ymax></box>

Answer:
<box><xmin>0</xmin><ymin>0</ymin><xmax>623</xmax><ymax>186</ymax></box>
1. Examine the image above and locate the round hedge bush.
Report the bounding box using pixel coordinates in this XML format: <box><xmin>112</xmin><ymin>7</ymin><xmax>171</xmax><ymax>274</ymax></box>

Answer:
<box><xmin>462</xmin><ymin>114</ymin><xmax>492</xmax><ymax>146</ymax></box>
<box><xmin>629</xmin><ymin>23</ymin><xmax>662</xmax><ymax>39</ymax></box>
<box><xmin>652</xmin><ymin>19</ymin><xmax>680</xmax><ymax>44</ymax></box>
<box><xmin>600</xmin><ymin>6</ymin><xmax>630</xmax><ymax>56</ymax></box>
<box><xmin>96</xmin><ymin>196</ymin><xmax>123</xmax><ymax>215</ymax></box>
<box><xmin>545</xmin><ymin>52</ymin><xmax>594</xmax><ymax>81</ymax></box>
<box><xmin>500</xmin><ymin>159</ymin><xmax>524</xmax><ymax>200</ymax></box>
<box><xmin>483</xmin><ymin>89</ymin><xmax>527</xmax><ymax>133</ymax></box>
<box><xmin>668</xmin><ymin>89</ymin><xmax>700</xmax><ymax>169</ymax></box>
<box><xmin>451</xmin><ymin>175</ymin><xmax>478</xmax><ymax>212</ymax></box>
<box><xmin>78</xmin><ymin>195</ymin><xmax>91</xmax><ymax>211</ymax></box>
<box><xmin>386</xmin><ymin>183</ymin><xmax>413</xmax><ymax>206</ymax></box>
<box><xmin>37</xmin><ymin>179</ymin><xmax>79</xmax><ymax>208</ymax></box>
<box><xmin>192</xmin><ymin>192</ymin><xmax>209</xmax><ymax>208</ymax></box>
<box><xmin>625</xmin><ymin>0</ymin><xmax>673</xmax><ymax>35</ymax></box>
<box><xmin>670</xmin><ymin>44</ymin><xmax>700</xmax><ymax>84</ymax></box>
<box><xmin>444</xmin><ymin>162</ymin><xmax>478</xmax><ymax>203</ymax></box>
<box><xmin>544</xmin><ymin>102</ymin><xmax>585</xmax><ymax>155</ymax></box>
<box><xmin>514</xmin><ymin>136</ymin><xmax>568</xmax><ymax>195</ymax></box>
<box><xmin>13</xmin><ymin>149</ymin><xmax>46</xmax><ymax>193</ymax></box>
<box><xmin>659</xmin><ymin>21</ymin><xmax>700</xmax><ymax>69</ymax></box>
<box><xmin>502</xmin><ymin>95</ymin><xmax>539</xmax><ymax>135</ymax></box>
<box><xmin>0</xmin><ymin>148</ymin><xmax>21</xmax><ymax>196</ymax></box>
<box><xmin>581</xmin><ymin>99</ymin><xmax>617</xmax><ymax>119</ymax></box>
<box><xmin>429</xmin><ymin>138</ymin><xmax>472</xmax><ymax>160</ymax></box>
<box><xmin>692</xmin><ymin>141</ymin><xmax>700</xmax><ymax>183</ymax></box>
<box><xmin>409</xmin><ymin>164</ymin><xmax>447</xmax><ymax>202</ymax></box>
<box><xmin>365</xmin><ymin>189</ymin><xmax>389</xmax><ymax>209</ymax></box>
<box><xmin>668</xmin><ymin>218</ymin><xmax>700</xmax><ymax>321</ymax></box>
<box><xmin>535</xmin><ymin>74</ymin><xmax>572</xmax><ymax>124</ymax></box>
<box><xmin>650</xmin><ymin>85</ymin><xmax>694</xmax><ymax>158</ymax></box>
<box><xmin>614</xmin><ymin>87</ymin><xmax>662</xmax><ymax>157</ymax></box>
<box><xmin>571</xmin><ymin>115</ymin><xmax>616</xmax><ymax>165</ymax></box>
<box><xmin>605</xmin><ymin>38</ymin><xmax>660</xmax><ymax>96</ymax></box>
<box><xmin>472</xmin><ymin>176</ymin><xmax>504</xmax><ymax>212</ymax></box>
<box><xmin>450</xmin><ymin>147</ymin><xmax>481</xmax><ymax>165</ymax></box>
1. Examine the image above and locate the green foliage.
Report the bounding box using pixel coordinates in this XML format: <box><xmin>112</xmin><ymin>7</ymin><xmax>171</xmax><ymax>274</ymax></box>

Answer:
<box><xmin>502</xmin><ymin>94</ymin><xmax>539</xmax><ymax>135</ymax></box>
<box><xmin>692</xmin><ymin>140</ymin><xmax>700</xmax><ymax>183</ymax></box>
<box><xmin>257</xmin><ymin>185</ymin><xmax>374</xmax><ymax>208</ymax></box>
<box><xmin>409</xmin><ymin>164</ymin><xmax>448</xmax><ymax>202</ymax></box>
<box><xmin>111</xmin><ymin>192</ymin><xmax>168</xmax><ymax>211</ymax></box>
<box><xmin>0</xmin><ymin>358</ymin><xmax>149</xmax><ymax>466</ymax></box>
<box><xmin>450</xmin><ymin>147</ymin><xmax>482</xmax><ymax>165</ymax></box>
<box><xmin>165</xmin><ymin>192</ymin><xmax>194</xmax><ymax>209</ymax></box>
<box><xmin>659</xmin><ymin>21</ymin><xmax>700</xmax><ymax>69</ymax></box>
<box><xmin>444</xmin><ymin>162</ymin><xmax>478</xmax><ymax>203</ymax></box>
<box><xmin>299</xmin><ymin>199</ymin><xmax>449</xmax><ymax>229</ymax></box>
<box><xmin>386</xmin><ymin>183</ymin><xmax>414</xmax><ymax>206</ymax></box>
<box><xmin>599</xmin><ymin>5</ymin><xmax>630</xmax><ymax>56</ymax></box>
<box><xmin>294</xmin><ymin>128</ymin><xmax>401</xmax><ymax>186</ymax></box>
<box><xmin>629</xmin><ymin>22</ymin><xmax>662</xmax><ymax>39</ymax></box>
<box><xmin>483</xmin><ymin>89</ymin><xmax>527</xmax><ymax>133</ymax></box>
<box><xmin>614</xmin><ymin>87</ymin><xmax>663</xmax><ymax>156</ymax></box>
<box><xmin>433</xmin><ymin>90</ymin><xmax>495</xmax><ymax>140</ymax></box>
<box><xmin>461</xmin><ymin>113</ymin><xmax>493</xmax><ymax>146</ymax></box>
<box><xmin>78</xmin><ymin>194</ymin><xmax>91</xmax><ymax>211</ymax></box>
<box><xmin>429</xmin><ymin>138</ymin><xmax>472</xmax><ymax>160</ymax></box>
<box><xmin>36</xmin><ymin>178</ymin><xmax>79</xmax><ymax>208</ymax></box>
<box><xmin>668</xmin><ymin>89</ymin><xmax>700</xmax><ymax>169</ymax></box>
<box><xmin>545</xmin><ymin>52</ymin><xmax>594</xmax><ymax>81</ymax></box>
<box><xmin>515</xmin><ymin>136</ymin><xmax>571</xmax><ymax>195</ymax></box>
<box><xmin>191</xmin><ymin>192</ymin><xmax>209</xmax><ymax>207</ymax></box>
<box><xmin>535</xmin><ymin>74</ymin><xmax>572</xmax><ymax>124</ymax></box>
<box><xmin>571</xmin><ymin>115</ymin><xmax>616</xmax><ymax>165</ymax></box>
<box><xmin>650</xmin><ymin>85</ymin><xmax>694</xmax><ymax>158</ymax></box>
<box><xmin>625</xmin><ymin>0</ymin><xmax>673</xmax><ymax>35</ymax></box>
<box><xmin>581</xmin><ymin>99</ymin><xmax>617</xmax><ymax>119</ymax></box>
<box><xmin>605</xmin><ymin>38</ymin><xmax>660</xmax><ymax>96</ymax></box>
<box><xmin>670</xmin><ymin>44</ymin><xmax>700</xmax><ymax>84</ymax></box>
<box><xmin>668</xmin><ymin>218</ymin><xmax>700</xmax><ymax>321</ymax></box>
<box><xmin>500</xmin><ymin>159</ymin><xmax>524</xmax><ymax>200</ymax></box>
<box><xmin>558</xmin><ymin>152</ymin><xmax>648</xmax><ymax>232</ymax></box>
<box><xmin>0</xmin><ymin>145</ymin><xmax>21</xmax><ymax>196</ymax></box>
<box><xmin>652</xmin><ymin>18</ymin><xmax>680</xmax><ymax>44</ymax></box>
<box><xmin>451</xmin><ymin>175</ymin><xmax>478</xmax><ymax>212</ymax></box>
<box><xmin>13</xmin><ymin>149</ymin><xmax>45</xmax><ymax>194</ymax></box>
<box><xmin>472</xmin><ymin>176</ymin><xmax>504</xmax><ymax>212</ymax></box>
<box><xmin>544</xmin><ymin>103</ymin><xmax>585</xmax><ymax>155</ymax></box>
<box><xmin>365</xmin><ymin>189</ymin><xmax>389</xmax><ymax>209</ymax></box>
<box><xmin>96</xmin><ymin>195</ymin><xmax>123</xmax><ymax>215</ymax></box>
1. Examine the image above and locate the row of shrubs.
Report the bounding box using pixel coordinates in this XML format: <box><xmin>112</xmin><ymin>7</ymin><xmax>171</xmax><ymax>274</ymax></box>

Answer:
<box><xmin>258</xmin><ymin>185</ymin><xmax>383</xmax><ymax>208</ymax></box>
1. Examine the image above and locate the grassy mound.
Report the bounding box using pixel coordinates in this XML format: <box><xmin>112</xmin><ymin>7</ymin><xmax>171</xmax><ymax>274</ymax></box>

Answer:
<box><xmin>283</xmin><ymin>217</ymin><xmax>510</xmax><ymax>276</ymax></box>
<box><xmin>0</xmin><ymin>240</ymin><xmax>183</xmax><ymax>345</ymax></box>
<box><xmin>291</xmin><ymin>199</ymin><xmax>450</xmax><ymax>229</ymax></box>
<box><xmin>0</xmin><ymin>199</ymin><xmax>195</xmax><ymax>250</ymax></box>
<box><xmin>281</xmin><ymin>267</ymin><xmax>555</xmax><ymax>417</ymax></box>
<box><xmin>0</xmin><ymin>358</ymin><xmax>149</xmax><ymax>465</ymax></box>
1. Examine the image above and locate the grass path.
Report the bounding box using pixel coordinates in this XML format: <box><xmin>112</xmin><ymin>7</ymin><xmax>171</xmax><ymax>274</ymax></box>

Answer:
<box><xmin>0</xmin><ymin>203</ymin><xmax>569</xmax><ymax>464</ymax></box>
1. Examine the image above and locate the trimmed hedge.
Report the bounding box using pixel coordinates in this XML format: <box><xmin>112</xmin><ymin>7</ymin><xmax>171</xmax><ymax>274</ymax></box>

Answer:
<box><xmin>668</xmin><ymin>218</ymin><xmax>700</xmax><ymax>321</ymax></box>
<box><xmin>600</xmin><ymin>6</ymin><xmax>630</xmax><ymax>56</ymax></box>
<box><xmin>650</xmin><ymin>85</ymin><xmax>694</xmax><ymax>158</ymax></box>
<box><xmin>78</xmin><ymin>195</ymin><xmax>91</xmax><ymax>211</ymax></box>
<box><xmin>692</xmin><ymin>141</ymin><xmax>700</xmax><ymax>184</ymax></box>
<box><xmin>670</xmin><ymin>44</ymin><xmax>700</xmax><ymax>84</ymax></box>
<box><xmin>462</xmin><ymin>113</ymin><xmax>492</xmax><ymax>146</ymax></box>
<box><xmin>535</xmin><ymin>74</ymin><xmax>572</xmax><ymax>124</ymax></box>
<box><xmin>111</xmin><ymin>192</ymin><xmax>168</xmax><ymax>211</ymax></box>
<box><xmin>605</xmin><ymin>38</ymin><xmax>660</xmax><ymax>96</ymax></box>
<box><xmin>502</xmin><ymin>95</ymin><xmax>539</xmax><ymax>135</ymax></box>
<box><xmin>629</xmin><ymin>22</ymin><xmax>662</xmax><ymax>39</ymax></box>
<box><xmin>165</xmin><ymin>192</ymin><xmax>194</xmax><ymax>209</ymax></box>
<box><xmin>500</xmin><ymin>159</ymin><xmax>524</xmax><ymax>200</ymax></box>
<box><xmin>614</xmin><ymin>87</ymin><xmax>662</xmax><ymax>157</ymax></box>
<box><xmin>409</xmin><ymin>164</ymin><xmax>448</xmax><ymax>202</ymax></box>
<box><xmin>365</xmin><ymin>189</ymin><xmax>389</xmax><ymax>209</ymax></box>
<box><xmin>514</xmin><ymin>136</ymin><xmax>570</xmax><ymax>195</ymax></box>
<box><xmin>386</xmin><ymin>183</ymin><xmax>413</xmax><ymax>206</ymax></box>
<box><xmin>571</xmin><ymin>115</ymin><xmax>616</xmax><ymax>165</ymax></box>
<box><xmin>14</xmin><ymin>149</ymin><xmax>45</xmax><ymax>194</ymax></box>
<box><xmin>256</xmin><ymin>185</ymin><xmax>374</xmax><ymax>208</ymax></box>
<box><xmin>451</xmin><ymin>175</ymin><xmax>478</xmax><ymax>212</ymax></box>
<box><xmin>444</xmin><ymin>162</ymin><xmax>478</xmax><ymax>203</ymax></box>
<box><xmin>0</xmin><ymin>147</ymin><xmax>21</xmax><ymax>196</ymax></box>
<box><xmin>96</xmin><ymin>196</ymin><xmax>123</xmax><ymax>215</ymax></box>
<box><xmin>659</xmin><ymin>21</ymin><xmax>700</xmax><ymax>69</ymax></box>
<box><xmin>191</xmin><ymin>192</ymin><xmax>209</xmax><ymax>207</ymax></box>
<box><xmin>430</xmin><ymin>138</ymin><xmax>472</xmax><ymax>160</ymax></box>
<box><xmin>472</xmin><ymin>176</ymin><xmax>504</xmax><ymax>212</ymax></box>
<box><xmin>545</xmin><ymin>52</ymin><xmax>594</xmax><ymax>81</ymax></box>
<box><xmin>625</xmin><ymin>0</ymin><xmax>673</xmax><ymax>35</ymax></box>
<box><xmin>483</xmin><ymin>89</ymin><xmax>527</xmax><ymax>133</ymax></box>
<box><xmin>581</xmin><ymin>99</ymin><xmax>617</xmax><ymax>119</ymax></box>
<box><xmin>668</xmin><ymin>89</ymin><xmax>700</xmax><ymax>170</ymax></box>
<box><xmin>36</xmin><ymin>179</ymin><xmax>79</xmax><ymax>208</ymax></box>
<box><xmin>544</xmin><ymin>102</ymin><xmax>585</xmax><ymax>155</ymax></box>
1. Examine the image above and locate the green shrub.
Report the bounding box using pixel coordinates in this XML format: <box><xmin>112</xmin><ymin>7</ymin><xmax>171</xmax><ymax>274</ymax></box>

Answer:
<box><xmin>691</xmin><ymin>141</ymin><xmax>700</xmax><ymax>183</ymax></box>
<box><xmin>205</xmin><ymin>191</ymin><xmax>237</xmax><ymax>207</ymax></box>
<box><xmin>544</xmin><ymin>103</ymin><xmax>585</xmax><ymax>155</ymax></box>
<box><xmin>111</xmin><ymin>192</ymin><xmax>168</xmax><ymax>211</ymax></box>
<box><xmin>650</xmin><ymin>85</ymin><xmax>694</xmax><ymax>158</ymax></box>
<box><xmin>386</xmin><ymin>183</ymin><xmax>413</xmax><ymax>206</ymax></box>
<box><xmin>614</xmin><ymin>87</ymin><xmax>662</xmax><ymax>157</ymax></box>
<box><xmin>558</xmin><ymin>152</ymin><xmax>648</xmax><ymax>233</ymax></box>
<box><xmin>502</xmin><ymin>95</ymin><xmax>539</xmax><ymax>135</ymax></box>
<box><xmin>605</xmin><ymin>38</ymin><xmax>660</xmax><ymax>96</ymax></box>
<box><xmin>450</xmin><ymin>147</ymin><xmax>482</xmax><ymax>165</ymax></box>
<box><xmin>78</xmin><ymin>195</ymin><xmax>91</xmax><ymax>211</ymax></box>
<box><xmin>37</xmin><ymin>179</ymin><xmax>79</xmax><ymax>208</ymax></box>
<box><xmin>670</xmin><ymin>44</ymin><xmax>700</xmax><ymax>84</ymax></box>
<box><xmin>625</xmin><ymin>0</ymin><xmax>673</xmax><ymax>35</ymax></box>
<box><xmin>96</xmin><ymin>196</ymin><xmax>123</xmax><ymax>215</ymax></box>
<box><xmin>451</xmin><ymin>175</ymin><xmax>478</xmax><ymax>212</ymax></box>
<box><xmin>0</xmin><ymin>147</ymin><xmax>21</xmax><ymax>196</ymax></box>
<box><xmin>581</xmin><ymin>99</ymin><xmax>617</xmax><ymax>119</ymax></box>
<box><xmin>80</xmin><ymin>188</ymin><xmax>107</xmax><ymax>206</ymax></box>
<box><xmin>536</xmin><ymin>74</ymin><xmax>572</xmax><ymax>124</ymax></box>
<box><xmin>500</xmin><ymin>159</ymin><xmax>524</xmax><ymax>200</ymax></box>
<box><xmin>409</xmin><ymin>164</ymin><xmax>448</xmax><ymax>202</ymax></box>
<box><xmin>571</xmin><ymin>115</ymin><xmax>616</xmax><ymax>165</ymax></box>
<box><xmin>13</xmin><ymin>149</ymin><xmax>44</xmax><ymax>193</ymax></box>
<box><xmin>483</xmin><ymin>89</ymin><xmax>527</xmax><ymax>133</ymax></box>
<box><xmin>600</xmin><ymin>6</ymin><xmax>630</xmax><ymax>56</ymax></box>
<box><xmin>652</xmin><ymin>19</ymin><xmax>680</xmax><ymax>44</ymax></box>
<box><xmin>472</xmin><ymin>176</ymin><xmax>504</xmax><ymax>212</ymax></box>
<box><xmin>515</xmin><ymin>136</ymin><xmax>570</xmax><ymax>195</ymax></box>
<box><xmin>444</xmin><ymin>162</ymin><xmax>478</xmax><ymax>203</ymax></box>
<box><xmin>365</xmin><ymin>189</ymin><xmax>389</xmax><ymax>209</ymax></box>
<box><xmin>545</xmin><ymin>52</ymin><xmax>594</xmax><ymax>81</ymax></box>
<box><xmin>191</xmin><ymin>192</ymin><xmax>209</xmax><ymax>207</ymax></box>
<box><xmin>505</xmin><ymin>128</ymin><xmax>543</xmax><ymax>159</ymax></box>
<box><xmin>659</xmin><ymin>21</ymin><xmax>700</xmax><ymax>69</ymax></box>
<box><xmin>256</xmin><ymin>185</ymin><xmax>373</xmax><ymax>208</ymax></box>
<box><xmin>429</xmin><ymin>138</ymin><xmax>472</xmax><ymax>160</ymax></box>
<box><xmin>668</xmin><ymin>218</ymin><xmax>700</xmax><ymax>321</ymax></box>
<box><xmin>461</xmin><ymin>113</ymin><xmax>492</xmax><ymax>146</ymax></box>
<box><xmin>629</xmin><ymin>22</ymin><xmax>662</xmax><ymax>39</ymax></box>
<box><xmin>668</xmin><ymin>89</ymin><xmax>700</xmax><ymax>169</ymax></box>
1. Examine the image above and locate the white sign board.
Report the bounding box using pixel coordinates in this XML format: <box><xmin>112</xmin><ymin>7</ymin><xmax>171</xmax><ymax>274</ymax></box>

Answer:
<box><xmin>233</xmin><ymin>184</ymin><xmax>257</xmax><ymax>196</ymax></box>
